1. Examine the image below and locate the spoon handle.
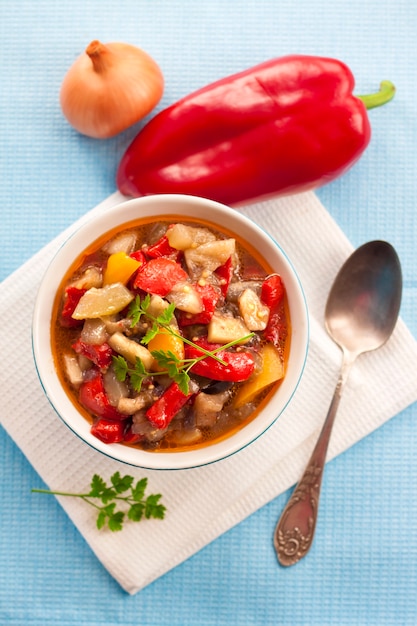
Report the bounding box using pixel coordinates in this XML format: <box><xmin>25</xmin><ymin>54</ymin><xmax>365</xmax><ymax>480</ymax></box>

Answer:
<box><xmin>274</xmin><ymin>359</ymin><xmax>353</xmax><ymax>566</ymax></box>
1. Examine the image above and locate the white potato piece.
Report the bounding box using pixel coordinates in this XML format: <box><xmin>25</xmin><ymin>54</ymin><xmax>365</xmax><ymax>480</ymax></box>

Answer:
<box><xmin>72</xmin><ymin>283</ymin><xmax>134</xmax><ymax>319</ymax></box>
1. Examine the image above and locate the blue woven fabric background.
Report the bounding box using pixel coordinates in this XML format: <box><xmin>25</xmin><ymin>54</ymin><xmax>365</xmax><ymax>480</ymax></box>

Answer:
<box><xmin>1</xmin><ymin>1</ymin><xmax>416</xmax><ymax>624</ymax></box>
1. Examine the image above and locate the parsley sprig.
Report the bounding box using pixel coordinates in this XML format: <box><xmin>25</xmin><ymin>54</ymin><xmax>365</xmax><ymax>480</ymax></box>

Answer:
<box><xmin>113</xmin><ymin>294</ymin><xmax>254</xmax><ymax>395</ymax></box>
<box><xmin>32</xmin><ymin>472</ymin><xmax>166</xmax><ymax>532</ymax></box>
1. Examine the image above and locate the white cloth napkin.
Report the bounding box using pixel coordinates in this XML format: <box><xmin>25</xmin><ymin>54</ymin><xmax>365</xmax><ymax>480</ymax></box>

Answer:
<box><xmin>1</xmin><ymin>190</ymin><xmax>417</xmax><ymax>595</ymax></box>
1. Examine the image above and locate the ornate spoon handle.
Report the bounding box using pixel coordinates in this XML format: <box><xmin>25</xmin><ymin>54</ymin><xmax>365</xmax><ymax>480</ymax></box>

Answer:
<box><xmin>274</xmin><ymin>358</ymin><xmax>353</xmax><ymax>566</ymax></box>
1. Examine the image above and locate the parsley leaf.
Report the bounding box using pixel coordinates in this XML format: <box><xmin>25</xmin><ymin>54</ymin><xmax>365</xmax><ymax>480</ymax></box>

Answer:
<box><xmin>112</xmin><ymin>355</ymin><xmax>129</xmax><ymax>382</ymax></box>
<box><xmin>145</xmin><ymin>494</ymin><xmax>166</xmax><ymax>520</ymax></box>
<box><xmin>128</xmin><ymin>293</ymin><xmax>151</xmax><ymax>327</ymax></box>
<box><xmin>142</xmin><ymin>322</ymin><xmax>159</xmax><ymax>344</ymax></box>
<box><xmin>108</xmin><ymin>511</ymin><xmax>125</xmax><ymax>532</ymax></box>
<box><xmin>174</xmin><ymin>370</ymin><xmax>191</xmax><ymax>395</ymax></box>
<box><xmin>132</xmin><ymin>478</ymin><xmax>148</xmax><ymax>501</ymax></box>
<box><xmin>89</xmin><ymin>473</ymin><xmax>107</xmax><ymax>497</ymax></box>
<box><xmin>111</xmin><ymin>471</ymin><xmax>134</xmax><ymax>494</ymax></box>
<box><xmin>128</xmin><ymin>358</ymin><xmax>147</xmax><ymax>393</ymax></box>
<box><xmin>157</xmin><ymin>302</ymin><xmax>176</xmax><ymax>325</ymax></box>
<box><xmin>151</xmin><ymin>349</ymin><xmax>181</xmax><ymax>374</ymax></box>
<box><xmin>128</xmin><ymin>502</ymin><xmax>145</xmax><ymax>522</ymax></box>
<box><xmin>96</xmin><ymin>510</ymin><xmax>107</xmax><ymax>530</ymax></box>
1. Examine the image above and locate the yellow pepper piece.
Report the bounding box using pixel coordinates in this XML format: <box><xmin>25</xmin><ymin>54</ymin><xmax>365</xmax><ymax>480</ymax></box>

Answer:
<box><xmin>148</xmin><ymin>328</ymin><xmax>185</xmax><ymax>372</ymax></box>
<box><xmin>233</xmin><ymin>342</ymin><xmax>284</xmax><ymax>408</ymax></box>
<box><xmin>103</xmin><ymin>252</ymin><xmax>141</xmax><ymax>286</ymax></box>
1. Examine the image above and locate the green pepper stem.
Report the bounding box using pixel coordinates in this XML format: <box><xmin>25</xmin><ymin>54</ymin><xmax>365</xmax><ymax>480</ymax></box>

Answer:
<box><xmin>357</xmin><ymin>80</ymin><xmax>396</xmax><ymax>110</ymax></box>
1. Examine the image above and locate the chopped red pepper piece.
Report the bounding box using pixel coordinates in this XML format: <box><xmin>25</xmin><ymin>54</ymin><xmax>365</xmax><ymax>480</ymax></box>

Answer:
<box><xmin>185</xmin><ymin>338</ymin><xmax>255</xmax><ymax>381</ymax></box>
<box><xmin>143</xmin><ymin>232</ymin><xmax>181</xmax><ymax>261</ymax></box>
<box><xmin>91</xmin><ymin>418</ymin><xmax>126</xmax><ymax>444</ymax></box>
<box><xmin>71</xmin><ymin>339</ymin><xmax>113</xmax><ymax>369</ymax></box>
<box><xmin>261</xmin><ymin>275</ymin><xmax>287</xmax><ymax>348</ymax></box>
<box><xmin>133</xmin><ymin>257</ymin><xmax>188</xmax><ymax>296</ymax></box>
<box><xmin>117</xmin><ymin>56</ymin><xmax>395</xmax><ymax>206</ymax></box>
<box><xmin>214</xmin><ymin>257</ymin><xmax>233</xmax><ymax>298</ymax></box>
<box><xmin>60</xmin><ymin>286</ymin><xmax>87</xmax><ymax>328</ymax></box>
<box><xmin>130</xmin><ymin>250</ymin><xmax>147</xmax><ymax>266</ymax></box>
<box><xmin>145</xmin><ymin>382</ymin><xmax>194</xmax><ymax>429</ymax></box>
<box><xmin>264</xmin><ymin>308</ymin><xmax>288</xmax><ymax>349</ymax></box>
<box><xmin>176</xmin><ymin>283</ymin><xmax>220</xmax><ymax>326</ymax></box>
<box><xmin>261</xmin><ymin>274</ymin><xmax>285</xmax><ymax>308</ymax></box>
<box><xmin>127</xmin><ymin>250</ymin><xmax>147</xmax><ymax>288</ymax></box>
<box><xmin>79</xmin><ymin>372</ymin><xmax>127</xmax><ymax>421</ymax></box>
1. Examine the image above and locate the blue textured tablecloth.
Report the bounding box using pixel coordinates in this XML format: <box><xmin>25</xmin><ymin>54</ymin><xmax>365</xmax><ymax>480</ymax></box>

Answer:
<box><xmin>1</xmin><ymin>1</ymin><xmax>416</xmax><ymax>624</ymax></box>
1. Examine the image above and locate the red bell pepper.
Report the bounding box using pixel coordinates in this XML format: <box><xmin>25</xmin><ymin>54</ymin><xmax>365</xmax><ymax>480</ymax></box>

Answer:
<box><xmin>261</xmin><ymin>274</ymin><xmax>285</xmax><ymax>309</ymax></box>
<box><xmin>91</xmin><ymin>417</ymin><xmax>126</xmax><ymax>444</ymax></box>
<box><xmin>79</xmin><ymin>372</ymin><xmax>127</xmax><ymax>421</ymax></box>
<box><xmin>133</xmin><ymin>257</ymin><xmax>188</xmax><ymax>296</ymax></box>
<box><xmin>214</xmin><ymin>257</ymin><xmax>233</xmax><ymax>298</ymax></box>
<box><xmin>143</xmin><ymin>230</ymin><xmax>181</xmax><ymax>261</ymax></box>
<box><xmin>60</xmin><ymin>286</ymin><xmax>86</xmax><ymax>328</ymax></box>
<box><xmin>72</xmin><ymin>339</ymin><xmax>113</xmax><ymax>369</ymax></box>
<box><xmin>184</xmin><ymin>338</ymin><xmax>255</xmax><ymax>382</ymax></box>
<box><xmin>117</xmin><ymin>55</ymin><xmax>395</xmax><ymax>206</ymax></box>
<box><xmin>145</xmin><ymin>382</ymin><xmax>194</xmax><ymax>429</ymax></box>
<box><xmin>261</xmin><ymin>275</ymin><xmax>288</xmax><ymax>348</ymax></box>
<box><xmin>127</xmin><ymin>250</ymin><xmax>147</xmax><ymax>288</ymax></box>
<box><xmin>130</xmin><ymin>250</ymin><xmax>147</xmax><ymax>266</ymax></box>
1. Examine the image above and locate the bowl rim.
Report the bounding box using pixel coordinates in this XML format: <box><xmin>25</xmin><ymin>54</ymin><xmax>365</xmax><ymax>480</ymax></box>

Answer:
<box><xmin>32</xmin><ymin>194</ymin><xmax>309</xmax><ymax>470</ymax></box>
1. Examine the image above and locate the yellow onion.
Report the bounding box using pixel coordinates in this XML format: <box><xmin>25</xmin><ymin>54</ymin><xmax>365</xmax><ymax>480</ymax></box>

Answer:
<box><xmin>60</xmin><ymin>40</ymin><xmax>164</xmax><ymax>138</ymax></box>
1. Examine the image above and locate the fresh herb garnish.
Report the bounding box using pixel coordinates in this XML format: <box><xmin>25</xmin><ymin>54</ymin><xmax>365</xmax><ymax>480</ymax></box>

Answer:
<box><xmin>32</xmin><ymin>472</ymin><xmax>166</xmax><ymax>532</ymax></box>
<box><xmin>113</xmin><ymin>295</ymin><xmax>254</xmax><ymax>394</ymax></box>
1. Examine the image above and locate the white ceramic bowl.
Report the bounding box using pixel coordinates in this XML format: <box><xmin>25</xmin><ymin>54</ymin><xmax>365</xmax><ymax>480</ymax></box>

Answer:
<box><xmin>32</xmin><ymin>194</ymin><xmax>308</xmax><ymax>469</ymax></box>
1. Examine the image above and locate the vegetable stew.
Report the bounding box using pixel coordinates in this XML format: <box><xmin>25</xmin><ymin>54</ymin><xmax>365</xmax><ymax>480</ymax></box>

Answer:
<box><xmin>52</xmin><ymin>216</ymin><xmax>290</xmax><ymax>451</ymax></box>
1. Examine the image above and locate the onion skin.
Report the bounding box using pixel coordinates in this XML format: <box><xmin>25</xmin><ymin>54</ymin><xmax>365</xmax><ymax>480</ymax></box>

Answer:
<box><xmin>60</xmin><ymin>40</ymin><xmax>164</xmax><ymax>139</ymax></box>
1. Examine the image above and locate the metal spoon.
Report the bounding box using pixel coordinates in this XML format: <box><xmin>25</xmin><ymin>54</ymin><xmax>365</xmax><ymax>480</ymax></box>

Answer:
<box><xmin>274</xmin><ymin>240</ymin><xmax>402</xmax><ymax>567</ymax></box>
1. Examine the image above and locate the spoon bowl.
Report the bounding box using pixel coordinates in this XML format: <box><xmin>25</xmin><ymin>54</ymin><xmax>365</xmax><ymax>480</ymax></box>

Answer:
<box><xmin>274</xmin><ymin>240</ymin><xmax>402</xmax><ymax>566</ymax></box>
<box><xmin>326</xmin><ymin>241</ymin><xmax>402</xmax><ymax>357</ymax></box>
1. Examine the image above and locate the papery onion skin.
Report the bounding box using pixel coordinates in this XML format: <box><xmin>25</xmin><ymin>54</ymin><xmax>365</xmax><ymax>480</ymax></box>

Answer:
<box><xmin>60</xmin><ymin>40</ymin><xmax>164</xmax><ymax>139</ymax></box>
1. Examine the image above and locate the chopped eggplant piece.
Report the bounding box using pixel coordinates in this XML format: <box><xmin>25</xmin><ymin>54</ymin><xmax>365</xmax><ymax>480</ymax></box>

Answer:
<box><xmin>63</xmin><ymin>354</ymin><xmax>83</xmax><ymax>389</ymax></box>
<box><xmin>166</xmin><ymin>281</ymin><xmax>204</xmax><ymax>314</ymax></box>
<box><xmin>103</xmin><ymin>231</ymin><xmax>138</xmax><ymax>255</ymax></box>
<box><xmin>72</xmin><ymin>283</ymin><xmax>134</xmax><ymax>319</ymax></box>
<box><xmin>207</xmin><ymin>311</ymin><xmax>250</xmax><ymax>344</ymax></box>
<box><xmin>184</xmin><ymin>239</ymin><xmax>236</xmax><ymax>276</ymax></box>
<box><xmin>108</xmin><ymin>332</ymin><xmax>155</xmax><ymax>370</ymax></box>
<box><xmin>166</xmin><ymin>223</ymin><xmax>216</xmax><ymax>250</ymax></box>
<box><xmin>238</xmin><ymin>288</ymin><xmax>270</xmax><ymax>331</ymax></box>
<box><xmin>71</xmin><ymin>266</ymin><xmax>102</xmax><ymax>291</ymax></box>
